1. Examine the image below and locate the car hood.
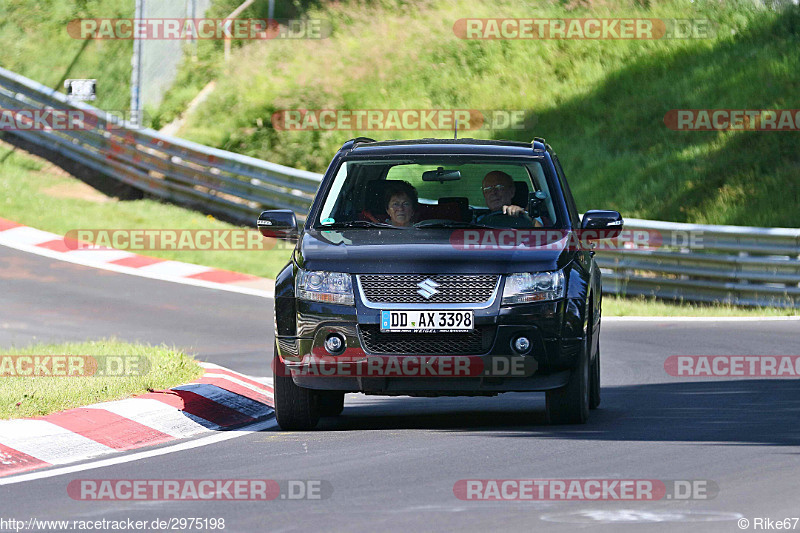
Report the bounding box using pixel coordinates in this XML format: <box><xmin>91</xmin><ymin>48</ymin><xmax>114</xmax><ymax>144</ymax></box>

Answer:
<box><xmin>296</xmin><ymin>228</ymin><xmax>575</xmax><ymax>274</ymax></box>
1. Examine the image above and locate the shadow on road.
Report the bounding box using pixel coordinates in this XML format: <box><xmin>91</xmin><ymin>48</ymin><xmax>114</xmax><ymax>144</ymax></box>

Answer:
<box><xmin>314</xmin><ymin>379</ymin><xmax>800</xmax><ymax>447</ymax></box>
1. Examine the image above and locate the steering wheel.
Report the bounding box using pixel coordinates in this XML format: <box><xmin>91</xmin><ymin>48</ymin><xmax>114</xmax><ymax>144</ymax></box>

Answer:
<box><xmin>479</xmin><ymin>212</ymin><xmax>534</xmax><ymax>229</ymax></box>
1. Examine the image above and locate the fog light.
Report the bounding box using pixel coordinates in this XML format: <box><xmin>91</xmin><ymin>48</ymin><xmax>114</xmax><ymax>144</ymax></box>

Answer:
<box><xmin>324</xmin><ymin>334</ymin><xmax>345</xmax><ymax>355</ymax></box>
<box><xmin>513</xmin><ymin>336</ymin><xmax>531</xmax><ymax>354</ymax></box>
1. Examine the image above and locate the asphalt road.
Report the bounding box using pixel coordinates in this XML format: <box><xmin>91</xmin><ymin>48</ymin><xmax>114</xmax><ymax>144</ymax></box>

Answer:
<box><xmin>1</xmin><ymin>245</ymin><xmax>799</xmax><ymax>532</ymax></box>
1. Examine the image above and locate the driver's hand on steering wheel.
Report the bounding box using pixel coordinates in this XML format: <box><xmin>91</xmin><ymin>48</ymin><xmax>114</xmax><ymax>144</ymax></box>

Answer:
<box><xmin>502</xmin><ymin>204</ymin><xmax>527</xmax><ymax>217</ymax></box>
<box><xmin>500</xmin><ymin>205</ymin><xmax>543</xmax><ymax>227</ymax></box>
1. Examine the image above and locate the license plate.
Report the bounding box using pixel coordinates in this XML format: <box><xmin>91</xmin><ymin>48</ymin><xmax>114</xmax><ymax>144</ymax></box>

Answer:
<box><xmin>380</xmin><ymin>310</ymin><xmax>474</xmax><ymax>333</ymax></box>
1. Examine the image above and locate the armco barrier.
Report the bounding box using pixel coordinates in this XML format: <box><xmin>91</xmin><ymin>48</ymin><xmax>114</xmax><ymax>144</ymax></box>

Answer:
<box><xmin>596</xmin><ymin>219</ymin><xmax>800</xmax><ymax>308</ymax></box>
<box><xmin>1</xmin><ymin>67</ymin><xmax>798</xmax><ymax>307</ymax></box>
<box><xmin>0</xmin><ymin>66</ymin><xmax>322</xmax><ymax>224</ymax></box>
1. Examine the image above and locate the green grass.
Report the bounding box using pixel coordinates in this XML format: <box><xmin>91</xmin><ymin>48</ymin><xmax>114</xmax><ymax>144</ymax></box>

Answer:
<box><xmin>0</xmin><ymin>0</ymin><xmax>134</xmax><ymax>111</ymax></box>
<box><xmin>602</xmin><ymin>295</ymin><xmax>799</xmax><ymax>317</ymax></box>
<box><xmin>0</xmin><ymin>141</ymin><xmax>294</xmax><ymax>278</ymax></box>
<box><xmin>169</xmin><ymin>0</ymin><xmax>800</xmax><ymax>227</ymax></box>
<box><xmin>0</xmin><ymin>338</ymin><xmax>203</xmax><ymax>419</ymax></box>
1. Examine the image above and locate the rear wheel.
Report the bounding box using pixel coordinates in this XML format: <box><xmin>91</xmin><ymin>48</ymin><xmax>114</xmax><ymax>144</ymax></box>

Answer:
<box><xmin>546</xmin><ymin>328</ymin><xmax>590</xmax><ymax>425</ymax></box>
<box><xmin>273</xmin><ymin>344</ymin><xmax>320</xmax><ymax>430</ymax></box>
<box><xmin>318</xmin><ymin>391</ymin><xmax>345</xmax><ymax>417</ymax></box>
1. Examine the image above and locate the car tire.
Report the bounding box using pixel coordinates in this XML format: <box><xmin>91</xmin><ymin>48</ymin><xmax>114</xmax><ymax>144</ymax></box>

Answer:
<box><xmin>273</xmin><ymin>344</ymin><xmax>320</xmax><ymax>430</ymax></box>
<box><xmin>589</xmin><ymin>336</ymin><xmax>601</xmax><ymax>410</ymax></box>
<box><xmin>545</xmin><ymin>329</ymin><xmax>590</xmax><ymax>425</ymax></box>
<box><xmin>318</xmin><ymin>391</ymin><xmax>345</xmax><ymax>417</ymax></box>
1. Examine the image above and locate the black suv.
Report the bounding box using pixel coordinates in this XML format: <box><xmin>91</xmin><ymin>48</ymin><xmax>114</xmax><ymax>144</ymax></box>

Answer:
<box><xmin>258</xmin><ymin>138</ymin><xmax>622</xmax><ymax>430</ymax></box>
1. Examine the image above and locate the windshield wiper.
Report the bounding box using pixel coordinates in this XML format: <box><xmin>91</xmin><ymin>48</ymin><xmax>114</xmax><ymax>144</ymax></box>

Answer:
<box><xmin>318</xmin><ymin>220</ymin><xmax>400</xmax><ymax>229</ymax></box>
<box><xmin>413</xmin><ymin>221</ymin><xmax>489</xmax><ymax>229</ymax></box>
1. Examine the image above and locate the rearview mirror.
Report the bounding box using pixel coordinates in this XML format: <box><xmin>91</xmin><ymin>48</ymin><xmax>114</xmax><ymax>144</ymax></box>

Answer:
<box><xmin>257</xmin><ymin>210</ymin><xmax>298</xmax><ymax>240</ymax></box>
<box><xmin>422</xmin><ymin>167</ymin><xmax>461</xmax><ymax>182</ymax></box>
<box><xmin>580</xmin><ymin>210</ymin><xmax>623</xmax><ymax>240</ymax></box>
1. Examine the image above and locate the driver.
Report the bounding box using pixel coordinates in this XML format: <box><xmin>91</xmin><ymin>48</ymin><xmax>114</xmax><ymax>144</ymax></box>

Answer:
<box><xmin>478</xmin><ymin>171</ymin><xmax>542</xmax><ymax>226</ymax></box>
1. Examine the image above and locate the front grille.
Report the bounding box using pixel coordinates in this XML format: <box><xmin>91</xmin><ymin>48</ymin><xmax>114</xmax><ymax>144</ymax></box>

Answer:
<box><xmin>359</xmin><ymin>325</ymin><xmax>494</xmax><ymax>355</ymax></box>
<box><xmin>358</xmin><ymin>274</ymin><xmax>498</xmax><ymax>304</ymax></box>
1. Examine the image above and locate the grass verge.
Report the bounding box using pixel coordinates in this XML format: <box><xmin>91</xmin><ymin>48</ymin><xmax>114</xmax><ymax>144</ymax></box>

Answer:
<box><xmin>603</xmin><ymin>295</ymin><xmax>798</xmax><ymax>317</ymax></box>
<box><xmin>0</xmin><ymin>138</ymin><xmax>294</xmax><ymax>279</ymax></box>
<box><xmin>0</xmin><ymin>338</ymin><xmax>203</xmax><ymax>420</ymax></box>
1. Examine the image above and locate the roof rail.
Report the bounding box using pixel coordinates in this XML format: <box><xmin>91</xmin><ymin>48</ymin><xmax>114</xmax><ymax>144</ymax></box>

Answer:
<box><xmin>341</xmin><ymin>137</ymin><xmax>376</xmax><ymax>151</ymax></box>
<box><xmin>532</xmin><ymin>137</ymin><xmax>546</xmax><ymax>145</ymax></box>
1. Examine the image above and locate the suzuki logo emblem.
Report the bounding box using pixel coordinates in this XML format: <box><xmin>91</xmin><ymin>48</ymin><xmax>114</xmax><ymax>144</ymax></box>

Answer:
<box><xmin>416</xmin><ymin>278</ymin><xmax>440</xmax><ymax>299</ymax></box>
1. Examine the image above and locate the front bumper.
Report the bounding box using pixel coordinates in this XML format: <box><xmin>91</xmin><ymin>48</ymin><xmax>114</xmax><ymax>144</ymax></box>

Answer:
<box><xmin>275</xmin><ymin>298</ymin><xmax>584</xmax><ymax>395</ymax></box>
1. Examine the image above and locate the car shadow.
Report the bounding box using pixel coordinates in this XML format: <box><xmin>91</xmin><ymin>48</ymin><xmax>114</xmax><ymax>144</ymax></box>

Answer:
<box><xmin>316</xmin><ymin>379</ymin><xmax>800</xmax><ymax>447</ymax></box>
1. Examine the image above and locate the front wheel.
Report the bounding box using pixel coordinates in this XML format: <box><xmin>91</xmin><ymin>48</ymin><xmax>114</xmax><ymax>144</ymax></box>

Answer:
<box><xmin>589</xmin><ymin>337</ymin><xmax>601</xmax><ymax>410</ymax></box>
<box><xmin>545</xmin><ymin>334</ymin><xmax>590</xmax><ymax>425</ymax></box>
<box><xmin>318</xmin><ymin>391</ymin><xmax>345</xmax><ymax>417</ymax></box>
<box><xmin>273</xmin><ymin>344</ymin><xmax>320</xmax><ymax>430</ymax></box>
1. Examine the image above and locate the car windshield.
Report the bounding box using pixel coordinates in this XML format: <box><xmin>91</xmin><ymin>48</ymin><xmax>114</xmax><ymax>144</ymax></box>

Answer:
<box><xmin>315</xmin><ymin>157</ymin><xmax>562</xmax><ymax>230</ymax></box>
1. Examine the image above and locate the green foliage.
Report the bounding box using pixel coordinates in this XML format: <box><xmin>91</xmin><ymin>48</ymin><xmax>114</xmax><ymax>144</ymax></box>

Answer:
<box><xmin>166</xmin><ymin>0</ymin><xmax>800</xmax><ymax>227</ymax></box>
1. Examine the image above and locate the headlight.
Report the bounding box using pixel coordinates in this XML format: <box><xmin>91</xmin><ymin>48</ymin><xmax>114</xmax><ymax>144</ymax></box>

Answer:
<box><xmin>502</xmin><ymin>271</ymin><xmax>565</xmax><ymax>304</ymax></box>
<box><xmin>296</xmin><ymin>269</ymin><xmax>354</xmax><ymax>305</ymax></box>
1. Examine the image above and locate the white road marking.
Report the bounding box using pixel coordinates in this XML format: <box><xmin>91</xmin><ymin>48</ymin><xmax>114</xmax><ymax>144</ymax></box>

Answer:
<box><xmin>136</xmin><ymin>260</ymin><xmax>213</xmax><ymax>277</ymax></box>
<box><xmin>0</xmin><ymin>239</ymin><xmax>274</xmax><ymax>298</ymax></box>
<box><xmin>0</xmin><ymin>417</ymin><xmax>278</xmax><ymax>486</ymax></box>
<box><xmin>203</xmin><ymin>372</ymin><xmax>274</xmax><ymax>396</ymax></box>
<box><xmin>0</xmin><ymin>420</ymin><xmax>115</xmax><ymax>465</ymax></box>
<box><xmin>173</xmin><ymin>384</ymin><xmax>273</xmax><ymax>419</ymax></box>
<box><xmin>0</xmin><ymin>226</ymin><xmax>59</xmax><ymax>246</ymax></box>
<box><xmin>62</xmin><ymin>249</ymin><xmax>136</xmax><ymax>263</ymax></box>
<box><xmin>83</xmin><ymin>398</ymin><xmax>213</xmax><ymax>439</ymax></box>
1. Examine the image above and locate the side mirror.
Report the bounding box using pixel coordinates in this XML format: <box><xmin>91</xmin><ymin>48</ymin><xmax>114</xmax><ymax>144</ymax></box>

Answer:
<box><xmin>580</xmin><ymin>210</ymin><xmax>623</xmax><ymax>240</ymax></box>
<box><xmin>527</xmin><ymin>190</ymin><xmax>547</xmax><ymax>218</ymax></box>
<box><xmin>257</xmin><ymin>210</ymin><xmax>298</xmax><ymax>240</ymax></box>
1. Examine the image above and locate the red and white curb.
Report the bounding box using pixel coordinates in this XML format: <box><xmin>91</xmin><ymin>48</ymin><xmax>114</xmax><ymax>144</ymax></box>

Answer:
<box><xmin>0</xmin><ymin>362</ymin><xmax>274</xmax><ymax>479</ymax></box>
<box><xmin>0</xmin><ymin>217</ymin><xmax>274</xmax><ymax>298</ymax></box>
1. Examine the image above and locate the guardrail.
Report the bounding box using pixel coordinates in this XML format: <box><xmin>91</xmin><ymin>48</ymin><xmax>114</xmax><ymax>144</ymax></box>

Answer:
<box><xmin>596</xmin><ymin>219</ymin><xmax>800</xmax><ymax>308</ymax></box>
<box><xmin>0</xmin><ymin>66</ymin><xmax>323</xmax><ymax>225</ymax></box>
<box><xmin>1</xmin><ymin>67</ymin><xmax>798</xmax><ymax>307</ymax></box>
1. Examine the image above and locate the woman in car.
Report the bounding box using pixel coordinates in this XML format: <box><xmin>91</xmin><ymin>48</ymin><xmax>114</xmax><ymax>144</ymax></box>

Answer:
<box><xmin>383</xmin><ymin>181</ymin><xmax>418</xmax><ymax>227</ymax></box>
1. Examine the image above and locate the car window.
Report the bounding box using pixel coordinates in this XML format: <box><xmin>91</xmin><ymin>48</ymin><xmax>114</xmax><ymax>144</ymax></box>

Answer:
<box><xmin>315</xmin><ymin>158</ymin><xmax>563</xmax><ymax>229</ymax></box>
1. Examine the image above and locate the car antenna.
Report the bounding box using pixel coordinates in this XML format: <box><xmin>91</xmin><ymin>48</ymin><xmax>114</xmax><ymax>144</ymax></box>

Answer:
<box><xmin>454</xmin><ymin>119</ymin><xmax>458</xmax><ymax>140</ymax></box>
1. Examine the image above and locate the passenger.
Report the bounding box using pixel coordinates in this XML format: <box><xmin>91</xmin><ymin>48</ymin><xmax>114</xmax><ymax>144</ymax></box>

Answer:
<box><xmin>479</xmin><ymin>170</ymin><xmax>542</xmax><ymax>227</ymax></box>
<box><xmin>384</xmin><ymin>181</ymin><xmax>418</xmax><ymax>227</ymax></box>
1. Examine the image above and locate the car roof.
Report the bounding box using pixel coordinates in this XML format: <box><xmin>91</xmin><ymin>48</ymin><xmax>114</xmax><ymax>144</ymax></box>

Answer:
<box><xmin>342</xmin><ymin>137</ymin><xmax>550</xmax><ymax>157</ymax></box>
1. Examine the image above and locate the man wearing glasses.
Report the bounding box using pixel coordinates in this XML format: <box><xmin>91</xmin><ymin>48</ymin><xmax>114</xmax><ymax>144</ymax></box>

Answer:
<box><xmin>478</xmin><ymin>170</ymin><xmax>542</xmax><ymax>227</ymax></box>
